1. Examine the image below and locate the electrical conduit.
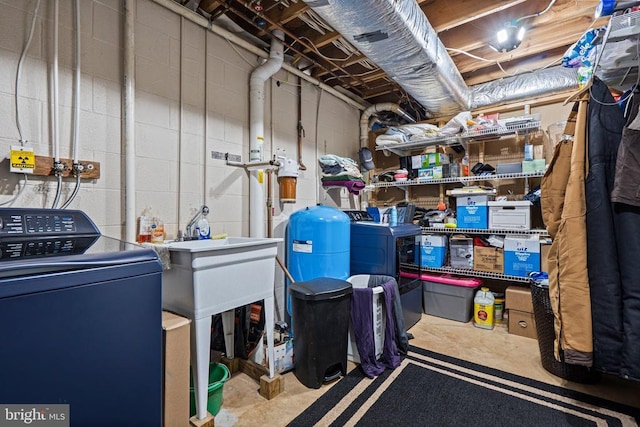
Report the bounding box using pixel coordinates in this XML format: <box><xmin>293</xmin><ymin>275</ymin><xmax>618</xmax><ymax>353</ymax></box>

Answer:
<box><xmin>61</xmin><ymin>0</ymin><xmax>82</xmax><ymax>209</ymax></box>
<box><xmin>51</xmin><ymin>0</ymin><xmax>63</xmax><ymax>209</ymax></box>
<box><xmin>123</xmin><ymin>0</ymin><xmax>136</xmax><ymax>242</ymax></box>
<box><xmin>249</xmin><ymin>30</ymin><xmax>283</xmax><ymax>238</ymax></box>
<box><xmin>2</xmin><ymin>0</ymin><xmax>40</xmax><ymax>207</ymax></box>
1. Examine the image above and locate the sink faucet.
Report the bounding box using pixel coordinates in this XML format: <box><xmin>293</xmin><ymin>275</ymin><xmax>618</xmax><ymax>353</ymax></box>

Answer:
<box><xmin>185</xmin><ymin>205</ymin><xmax>209</xmax><ymax>239</ymax></box>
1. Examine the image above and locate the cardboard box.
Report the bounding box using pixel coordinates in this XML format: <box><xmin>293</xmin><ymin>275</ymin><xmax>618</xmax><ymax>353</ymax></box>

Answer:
<box><xmin>540</xmin><ymin>238</ymin><xmax>551</xmax><ymax>274</ymax></box>
<box><xmin>504</xmin><ymin>235</ymin><xmax>541</xmax><ymax>277</ymax></box>
<box><xmin>488</xmin><ymin>201</ymin><xmax>532</xmax><ymax>230</ymax></box>
<box><xmin>415</xmin><ymin>234</ymin><xmax>448</xmax><ymax>267</ymax></box>
<box><xmin>505</xmin><ymin>286</ymin><xmax>534</xmax><ymax>313</ymax></box>
<box><xmin>432</xmin><ymin>165</ymin><xmax>444</xmax><ymax>179</ymax></box>
<box><xmin>508</xmin><ymin>309</ymin><xmax>538</xmax><ymax>339</ymax></box>
<box><xmin>456</xmin><ymin>195</ymin><xmax>492</xmax><ymax>229</ymax></box>
<box><xmin>270</xmin><ymin>338</ymin><xmax>295</xmax><ymax>373</ymax></box>
<box><xmin>421</xmin><ymin>153</ymin><xmax>449</xmax><ymax>167</ymax></box>
<box><xmin>522</xmin><ymin>159</ymin><xmax>546</xmax><ymax>173</ymax></box>
<box><xmin>473</xmin><ymin>246</ymin><xmax>504</xmax><ymax>273</ymax></box>
<box><xmin>162</xmin><ymin>311</ymin><xmax>191</xmax><ymax>427</ymax></box>
<box><xmin>418</xmin><ymin>168</ymin><xmax>434</xmax><ymax>180</ymax></box>
<box><xmin>449</xmin><ymin>235</ymin><xmax>473</xmax><ymax>269</ymax></box>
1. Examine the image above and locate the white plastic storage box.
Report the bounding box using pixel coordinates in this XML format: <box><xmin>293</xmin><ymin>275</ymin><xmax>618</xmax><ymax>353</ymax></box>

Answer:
<box><xmin>456</xmin><ymin>195</ymin><xmax>492</xmax><ymax>229</ymax></box>
<box><xmin>402</xmin><ymin>271</ymin><xmax>481</xmax><ymax>322</ymax></box>
<box><xmin>346</xmin><ymin>275</ymin><xmax>385</xmax><ymax>364</ymax></box>
<box><xmin>449</xmin><ymin>235</ymin><xmax>474</xmax><ymax>269</ymax></box>
<box><xmin>415</xmin><ymin>235</ymin><xmax>447</xmax><ymax>268</ymax></box>
<box><xmin>488</xmin><ymin>201</ymin><xmax>532</xmax><ymax>230</ymax></box>
<box><xmin>504</xmin><ymin>235</ymin><xmax>541</xmax><ymax>277</ymax></box>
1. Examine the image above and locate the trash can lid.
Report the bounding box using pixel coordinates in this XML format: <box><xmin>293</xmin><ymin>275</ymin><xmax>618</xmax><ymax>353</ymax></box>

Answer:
<box><xmin>289</xmin><ymin>278</ymin><xmax>353</xmax><ymax>301</ymax></box>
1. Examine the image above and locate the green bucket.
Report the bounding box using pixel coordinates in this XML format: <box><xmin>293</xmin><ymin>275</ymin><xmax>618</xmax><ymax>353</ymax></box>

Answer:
<box><xmin>189</xmin><ymin>363</ymin><xmax>231</xmax><ymax>417</ymax></box>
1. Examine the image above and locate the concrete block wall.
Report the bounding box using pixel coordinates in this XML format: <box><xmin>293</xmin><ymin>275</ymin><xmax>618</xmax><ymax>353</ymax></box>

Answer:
<box><xmin>0</xmin><ymin>0</ymin><xmax>361</xmax><ymax>322</ymax></box>
<box><xmin>0</xmin><ymin>0</ymin><xmax>361</xmax><ymax>233</ymax></box>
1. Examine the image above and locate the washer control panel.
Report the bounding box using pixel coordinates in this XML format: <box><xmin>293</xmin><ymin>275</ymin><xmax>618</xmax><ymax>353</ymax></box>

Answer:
<box><xmin>0</xmin><ymin>209</ymin><xmax>99</xmax><ymax>237</ymax></box>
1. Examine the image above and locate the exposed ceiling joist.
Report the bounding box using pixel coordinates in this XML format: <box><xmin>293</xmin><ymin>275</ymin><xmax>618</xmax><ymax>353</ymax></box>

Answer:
<box><xmin>420</xmin><ymin>0</ymin><xmax>527</xmax><ymax>33</ymax></box>
<box><xmin>169</xmin><ymin>0</ymin><xmax>605</xmax><ymax>121</ymax></box>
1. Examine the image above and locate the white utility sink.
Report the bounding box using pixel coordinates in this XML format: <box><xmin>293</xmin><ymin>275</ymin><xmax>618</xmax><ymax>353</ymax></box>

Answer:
<box><xmin>162</xmin><ymin>236</ymin><xmax>282</xmax><ymax>420</ymax></box>
<box><xmin>166</xmin><ymin>236</ymin><xmax>271</xmax><ymax>251</ymax></box>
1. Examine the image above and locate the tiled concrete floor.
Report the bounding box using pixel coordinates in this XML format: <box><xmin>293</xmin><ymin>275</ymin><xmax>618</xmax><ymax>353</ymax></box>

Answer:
<box><xmin>213</xmin><ymin>314</ymin><xmax>640</xmax><ymax>426</ymax></box>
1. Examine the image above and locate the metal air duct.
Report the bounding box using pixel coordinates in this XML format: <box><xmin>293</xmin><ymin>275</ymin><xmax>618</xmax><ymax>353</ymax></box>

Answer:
<box><xmin>470</xmin><ymin>66</ymin><xmax>579</xmax><ymax>109</ymax></box>
<box><xmin>305</xmin><ymin>0</ymin><xmax>471</xmax><ymax>118</ymax></box>
<box><xmin>306</xmin><ymin>0</ymin><xmax>580</xmax><ymax>117</ymax></box>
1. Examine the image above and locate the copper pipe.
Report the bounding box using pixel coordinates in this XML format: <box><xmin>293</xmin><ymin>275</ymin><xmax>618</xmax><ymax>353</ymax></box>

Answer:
<box><xmin>276</xmin><ymin>255</ymin><xmax>295</xmax><ymax>284</ymax></box>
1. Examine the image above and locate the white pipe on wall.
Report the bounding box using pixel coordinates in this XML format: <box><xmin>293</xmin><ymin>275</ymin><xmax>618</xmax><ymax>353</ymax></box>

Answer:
<box><xmin>359</xmin><ymin>103</ymin><xmax>415</xmax><ymax>148</ymax></box>
<box><xmin>124</xmin><ymin>0</ymin><xmax>136</xmax><ymax>242</ymax></box>
<box><xmin>151</xmin><ymin>0</ymin><xmax>366</xmax><ymax>111</ymax></box>
<box><xmin>249</xmin><ymin>30</ymin><xmax>283</xmax><ymax>238</ymax></box>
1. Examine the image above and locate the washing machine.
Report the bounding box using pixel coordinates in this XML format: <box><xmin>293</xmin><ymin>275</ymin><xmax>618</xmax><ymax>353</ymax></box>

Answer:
<box><xmin>0</xmin><ymin>208</ymin><xmax>162</xmax><ymax>427</ymax></box>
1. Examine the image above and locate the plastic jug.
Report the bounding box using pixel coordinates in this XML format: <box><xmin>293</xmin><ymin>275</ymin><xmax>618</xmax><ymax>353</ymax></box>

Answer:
<box><xmin>390</xmin><ymin>206</ymin><xmax>398</xmax><ymax>226</ymax></box>
<box><xmin>473</xmin><ymin>287</ymin><xmax>495</xmax><ymax>330</ymax></box>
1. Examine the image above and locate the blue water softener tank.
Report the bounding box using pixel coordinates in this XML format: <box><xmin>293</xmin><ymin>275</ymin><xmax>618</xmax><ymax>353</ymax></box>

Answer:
<box><xmin>288</xmin><ymin>205</ymin><xmax>350</xmax><ymax>282</ymax></box>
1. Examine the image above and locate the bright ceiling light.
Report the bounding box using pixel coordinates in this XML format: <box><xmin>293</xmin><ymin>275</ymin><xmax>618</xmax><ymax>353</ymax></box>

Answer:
<box><xmin>489</xmin><ymin>20</ymin><xmax>525</xmax><ymax>52</ymax></box>
<box><xmin>488</xmin><ymin>0</ymin><xmax>555</xmax><ymax>53</ymax></box>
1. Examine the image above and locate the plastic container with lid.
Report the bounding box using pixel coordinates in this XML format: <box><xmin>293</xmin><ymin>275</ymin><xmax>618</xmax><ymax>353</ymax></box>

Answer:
<box><xmin>401</xmin><ymin>271</ymin><xmax>481</xmax><ymax>322</ymax></box>
<box><xmin>473</xmin><ymin>287</ymin><xmax>495</xmax><ymax>330</ymax></box>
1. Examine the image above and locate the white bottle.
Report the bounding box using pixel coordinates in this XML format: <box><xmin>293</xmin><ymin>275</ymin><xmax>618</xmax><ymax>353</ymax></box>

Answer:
<box><xmin>197</xmin><ymin>218</ymin><xmax>210</xmax><ymax>240</ymax></box>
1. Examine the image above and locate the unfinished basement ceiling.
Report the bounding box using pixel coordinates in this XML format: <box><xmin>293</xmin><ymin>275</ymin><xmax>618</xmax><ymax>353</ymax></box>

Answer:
<box><xmin>172</xmin><ymin>0</ymin><xmax>608</xmax><ymax>121</ymax></box>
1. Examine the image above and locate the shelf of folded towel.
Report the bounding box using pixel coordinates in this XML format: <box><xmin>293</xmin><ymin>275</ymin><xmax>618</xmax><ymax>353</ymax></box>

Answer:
<box><xmin>321</xmin><ymin>177</ymin><xmax>367</xmax><ymax>195</ymax></box>
<box><xmin>375</xmin><ymin>117</ymin><xmax>541</xmax><ymax>157</ymax></box>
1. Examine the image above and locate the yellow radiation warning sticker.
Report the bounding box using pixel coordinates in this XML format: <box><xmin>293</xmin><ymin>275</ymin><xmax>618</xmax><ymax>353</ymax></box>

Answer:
<box><xmin>258</xmin><ymin>170</ymin><xmax>264</xmax><ymax>184</ymax></box>
<box><xmin>10</xmin><ymin>146</ymin><xmax>35</xmax><ymax>174</ymax></box>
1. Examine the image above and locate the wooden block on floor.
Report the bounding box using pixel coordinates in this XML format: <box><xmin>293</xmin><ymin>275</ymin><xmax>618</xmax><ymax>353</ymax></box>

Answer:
<box><xmin>238</xmin><ymin>358</ymin><xmax>269</xmax><ymax>380</ymax></box>
<box><xmin>189</xmin><ymin>412</ymin><xmax>214</xmax><ymax>427</ymax></box>
<box><xmin>220</xmin><ymin>356</ymin><xmax>240</xmax><ymax>374</ymax></box>
<box><xmin>259</xmin><ymin>373</ymin><xmax>284</xmax><ymax>400</ymax></box>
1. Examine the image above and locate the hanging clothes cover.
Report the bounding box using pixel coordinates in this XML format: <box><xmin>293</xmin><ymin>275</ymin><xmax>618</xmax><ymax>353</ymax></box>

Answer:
<box><xmin>587</xmin><ymin>78</ymin><xmax>640</xmax><ymax>381</ymax></box>
<box><xmin>541</xmin><ymin>99</ymin><xmax>593</xmax><ymax>367</ymax></box>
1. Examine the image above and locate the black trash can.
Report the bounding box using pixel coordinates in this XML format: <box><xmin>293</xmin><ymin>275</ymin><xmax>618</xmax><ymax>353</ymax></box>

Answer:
<box><xmin>289</xmin><ymin>278</ymin><xmax>353</xmax><ymax>389</ymax></box>
<box><xmin>530</xmin><ymin>282</ymin><xmax>599</xmax><ymax>383</ymax></box>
